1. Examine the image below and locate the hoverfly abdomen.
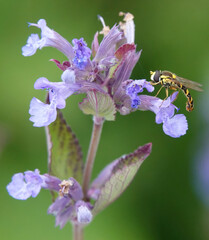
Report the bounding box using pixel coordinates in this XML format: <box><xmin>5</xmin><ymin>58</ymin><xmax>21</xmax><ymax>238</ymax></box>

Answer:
<box><xmin>180</xmin><ymin>84</ymin><xmax>194</xmax><ymax>111</ymax></box>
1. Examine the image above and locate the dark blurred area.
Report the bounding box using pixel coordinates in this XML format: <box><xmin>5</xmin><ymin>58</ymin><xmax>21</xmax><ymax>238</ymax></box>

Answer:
<box><xmin>1</xmin><ymin>0</ymin><xmax>209</xmax><ymax>239</ymax></box>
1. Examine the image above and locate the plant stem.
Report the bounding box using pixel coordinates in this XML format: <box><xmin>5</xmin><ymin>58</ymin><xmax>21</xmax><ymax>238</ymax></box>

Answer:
<box><xmin>73</xmin><ymin>224</ymin><xmax>83</xmax><ymax>240</ymax></box>
<box><xmin>82</xmin><ymin>117</ymin><xmax>104</xmax><ymax>198</ymax></box>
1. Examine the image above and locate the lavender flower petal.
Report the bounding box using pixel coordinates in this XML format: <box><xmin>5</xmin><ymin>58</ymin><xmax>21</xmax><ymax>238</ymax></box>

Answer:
<box><xmin>7</xmin><ymin>173</ymin><xmax>31</xmax><ymax>200</ymax></box>
<box><xmin>56</xmin><ymin>205</ymin><xmax>74</xmax><ymax>229</ymax></box>
<box><xmin>163</xmin><ymin>114</ymin><xmax>188</xmax><ymax>138</ymax></box>
<box><xmin>68</xmin><ymin>178</ymin><xmax>83</xmax><ymax>201</ymax></box>
<box><xmin>42</xmin><ymin>174</ymin><xmax>61</xmax><ymax>192</ymax></box>
<box><xmin>23</xmin><ymin>19</ymin><xmax>74</xmax><ymax>59</ymax></box>
<box><xmin>7</xmin><ymin>169</ymin><xmax>44</xmax><ymax>200</ymax></box>
<box><xmin>34</xmin><ymin>72</ymin><xmax>78</xmax><ymax>110</ymax></box>
<box><xmin>24</xmin><ymin>169</ymin><xmax>44</xmax><ymax>198</ymax></box>
<box><xmin>155</xmin><ymin>105</ymin><xmax>175</xmax><ymax>124</ymax></box>
<box><xmin>48</xmin><ymin>197</ymin><xmax>74</xmax><ymax>229</ymax></box>
<box><xmin>22</xmin><ymin>34</ymin><xmax>42</xmax><ymax>56</ymax></box>
<box><xmin>113</xmin><ymin>50</ymin><xmax>141</xmax><ymax>91</ymax></box>
<box><xmin>76</xmin><ymin>201</ymin><xmax>92</xmax><ymax>224</ymax></box>
<box><xmin>94</xmin><ymin>25</ymin><xmax>123</xmax><ymax>62</ymax></box>
<box><xmin>29</xmin><ymin>97</ymin><xmax>57</xmax><ymax>127</ymax></box>
<box><xmin>61</xmin><ymin>69</ymin><xmax>76</xmax><ymax>84</ymax></box>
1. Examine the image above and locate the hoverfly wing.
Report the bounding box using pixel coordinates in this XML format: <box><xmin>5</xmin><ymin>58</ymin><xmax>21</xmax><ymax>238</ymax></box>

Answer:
<box><xmin>176</xmin><ymin>76</ymin><xmax>203</xmax><ymax>92</ymax></box>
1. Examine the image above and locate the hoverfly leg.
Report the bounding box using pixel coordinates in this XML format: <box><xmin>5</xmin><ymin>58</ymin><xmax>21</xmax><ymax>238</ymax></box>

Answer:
<box><xmin>150</xmin><ymin>82</ymin><xmax>160</xmax><ymax>86</ymax></box>
<box><xmin>159</xmin><ymin>87</ymin><xmax>169</xmax><ymax>108</ymax></box>
<box><xmin>155</xmin><ymin>84</ymin><xmax>164</xmax><ymax>97</ymax></box>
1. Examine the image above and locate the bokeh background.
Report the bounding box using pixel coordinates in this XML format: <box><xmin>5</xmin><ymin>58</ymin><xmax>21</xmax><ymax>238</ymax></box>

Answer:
<box><xmin>1</xmin><ymin>0</ymin><xmax>209</xmax><ymax>239</ymax></box>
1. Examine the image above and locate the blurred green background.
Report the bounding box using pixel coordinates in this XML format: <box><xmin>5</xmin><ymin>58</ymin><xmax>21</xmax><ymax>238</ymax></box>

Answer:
<box><xmin>1</xmin><ymin>0</ymin><xmax>209</xmax><ymax>239</ymax></box>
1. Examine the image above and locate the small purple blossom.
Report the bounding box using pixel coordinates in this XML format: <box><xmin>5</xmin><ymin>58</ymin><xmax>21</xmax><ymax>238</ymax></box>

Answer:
<box><xmin>126</xmin><ymin>80</ymin><xmax>154</xmax><ymax>108</ymax></box>
<box><xmin>72</xmin><ymin>38</ymin><xmax>91</xmax><ymax>69</ymax></box>
<box><xmin>48</xmin><ymin>197</ymin><xmax>74</xmax><ymax>229</ymax></box>
<box><xmin>7</xmin><ymin>169</ymin><xmax>43</xmax><ymax>200</ymax></box>
<box><xmin>29</xmin><ymin>97</ymin><xmax>57</xmax><ymax>127</ymax></box>
<box><xmin>29</xmin><ymin>70</ymin><xmax>80</xmax><ymax>127</ymax></box>
<box><xmin>162</xmin><ymin>114</ymin><xmax>188</xmax><ymax>138</ymax></box>
<box><xmin>7</xmin><ymin>169</ymin><xmax>92</xmax><ymax>228</ymax></box>
<box><xmin>76</xmin><ymin>201</ymin><xmax>93</xmax><ymax>224</ymax></box>
<box><xmin>139</xmin><ymin>92</ymin><xmax>188</xmax><ymax>138</ymax></box>
<box><xmin>22</xmin><ymin>34</ymin><xmax>42</xmax><ymax>56</ymax></box>
<box><xmin>22</xmin><ymin>19</ymin><xmax>74</xmax><ymax>59</ymax></box>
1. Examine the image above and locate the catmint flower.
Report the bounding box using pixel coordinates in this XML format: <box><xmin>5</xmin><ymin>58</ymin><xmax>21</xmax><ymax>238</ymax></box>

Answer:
<box><xmin>72</xmin><ymin>38</ymin><xmax>91</xmax><ymax>69</ymax></box>
<box><xmin>126</xmin><ymin>80</ymin><xmax>154</xmax><ymax>108</ymax></box>
<box><xmin>22</xmin><ymin>19</ymin><xmax>74</xmax><ymax>59</ymax></box>
<box><xmin>6</xmin><ymin>169</ymin><xmax>60</xmax><ymax>200</ymax></box>
<box><xmin>7</xmin><ymin>170</ymin><xmax>92</xmax><ymax>228</ymax></box>
<box><xmin>29</xmin><ymin>70</ymin><xmax>80</xmax><ymax>127</ymax></box>
<box><xmin>138</xmin><ymin>92</ymin><xmax>188</xmax><ymax>138</ymax></box>
<box><xmin>76</xmin><ymin>201</ymin><xmax>93</xmax><ymax>224</ymax></box>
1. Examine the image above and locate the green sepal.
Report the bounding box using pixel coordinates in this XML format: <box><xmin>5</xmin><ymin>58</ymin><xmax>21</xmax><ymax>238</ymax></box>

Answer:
<box><xmin>79</xmin><ymin>91</ymin><xmax>116</xmax><ymax>121</ymax></box>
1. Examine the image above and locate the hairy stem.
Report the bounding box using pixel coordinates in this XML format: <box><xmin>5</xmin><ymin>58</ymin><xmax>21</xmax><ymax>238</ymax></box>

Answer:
<box><xmin>73</xmin><ymin>224</ymin><xmax>83</xmax><ymax>240</ymax></box>
<box><xmin>82</xmin><ymin>117</ymin><xmax>104</xmax><ymax>198</ymax></box>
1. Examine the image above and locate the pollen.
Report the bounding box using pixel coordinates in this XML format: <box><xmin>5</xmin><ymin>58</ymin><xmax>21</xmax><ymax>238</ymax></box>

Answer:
<box><xmin>59</xmin><ymin>179</ymin><xmax>74</xmax><ymax>197</ymax></box>
<box><xmin>119</xmin><ymin>12</ymin><xmax>134</xmax><ymax>22</ymax></box>
<box><xmin>98</xmin><ymin>15</ymin><xmax>110</xmax><ymax>37</ymax></box>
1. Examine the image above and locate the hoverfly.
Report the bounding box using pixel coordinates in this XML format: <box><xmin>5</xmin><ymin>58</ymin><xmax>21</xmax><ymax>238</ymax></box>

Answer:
<box><xmin>150</xmin><ymin>70</ymin><xmax>203</xmax><ymax>111</ymax></box>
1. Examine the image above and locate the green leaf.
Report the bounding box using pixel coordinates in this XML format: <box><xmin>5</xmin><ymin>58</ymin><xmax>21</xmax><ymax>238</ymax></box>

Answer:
<box><xmin>79</xmin><ymin>91</ymin><xmax>116</xmax><ymax>121</ymax></box>
<box><xmin>46</xmin><ymin>110</ymin><xmax>83</xmax><ymax>183</ymax></box>
<box><xmin>91</xmin><ymin>143</ymin><xmax>152</xmax><ymax>215</ymax></box>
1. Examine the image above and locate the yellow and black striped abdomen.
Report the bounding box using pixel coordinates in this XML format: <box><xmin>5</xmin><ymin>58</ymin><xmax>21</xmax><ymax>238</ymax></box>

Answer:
<box><xmin>176</xmin><ymin>83</ymin><xmax>194</xmax><ymax>112</ymax></box>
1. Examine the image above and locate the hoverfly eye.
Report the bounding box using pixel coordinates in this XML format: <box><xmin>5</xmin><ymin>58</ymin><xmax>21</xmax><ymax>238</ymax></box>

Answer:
<box><xmin>153</xmin><ymin>70</ymin><xmax>161</xmax><ymax>82</ymax></box>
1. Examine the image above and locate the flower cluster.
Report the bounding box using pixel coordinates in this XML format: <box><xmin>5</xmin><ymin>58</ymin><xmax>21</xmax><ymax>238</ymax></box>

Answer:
<box><xmin>21</xmin><ymin>13</ymin><xmax>188</xmax><ymax>138</ymax></box>
<box><xmin>7</xmin><ymin>169</ymin><xmax>92</xmax><ymax>228</ymax></box>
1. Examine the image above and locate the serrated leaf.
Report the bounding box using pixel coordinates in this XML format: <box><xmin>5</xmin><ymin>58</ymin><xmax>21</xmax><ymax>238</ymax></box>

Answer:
<box><xmin>91</xmin><ymin>143</ymin><xmax>152</xmax><ymax>215</ymax></box>
<box><xmin>45</xmin><ymin>110</ymin><xmax>83</xmax><ymax>183</ymax></box>
<box><xmin>79</xmin><ymin>91</ymin><xmax>116</xmax><ymax>121</ymax></box>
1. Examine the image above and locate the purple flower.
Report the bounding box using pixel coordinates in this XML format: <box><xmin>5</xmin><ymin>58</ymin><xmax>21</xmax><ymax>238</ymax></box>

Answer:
<box><xmin>7</xmin><ymin>170</ymin><xmax>92</xmax><ymax>228</ymax></box>
<box><xmin>126</xmin><ymin>80</ymin><xmax>154</xmax><ymax>108</ymax></box>
<box><xmin>139</xmin><ymin>92</ymin><xmax>188</xmax><ymax>138</ymax></box>
<box><xmin>94</xmin><ymin>25</ymin><xmax>123</xmax><ymax>62</ymax></box>
<box><xmin>22</xmin><ymin>19</ymin><xmax>74</xmax><ymax>59</ymax></box>
<box><xmin>72</xmin><ymin>38</ymin><xmax>91</xmax><ymax>69</ymax></box>
<box><xmin>76</xmin><ymin>201</ymin><xmax>93</xmax><ymax>224</ymax></box>
<box><xmin>29</xmin><ymin>97</ymin><xmax>57</xmax><ymax>127</ymax></box>
<box><xmin>162</xmin><ymin>114</ymin><xmax>188</xmax><ymax>138</ymax></box>
<box><xmin>29</xmin><ymin>70</ymin><xmax>80</xmax><ymax>127</ymax></box>
<box><xmin>7</xmin><ymin>169</ymin><xmax>44</xmax><ymax>200</ymax></box>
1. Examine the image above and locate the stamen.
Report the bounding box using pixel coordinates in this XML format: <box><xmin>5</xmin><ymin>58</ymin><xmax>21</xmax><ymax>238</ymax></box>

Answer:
<box><xmin>98</xmin><ymin>15</ymin><xmax>110</xmax><ymax>36</ymax></box>
<box><xmin>119</xmin><ymin>12</ymin><xmax>134</xmax><ymax>22</ymax></box>
<box><xmin>59</xmin><ymin>179</ymin><xmax>74</xmax><ymax>197</ymax></box>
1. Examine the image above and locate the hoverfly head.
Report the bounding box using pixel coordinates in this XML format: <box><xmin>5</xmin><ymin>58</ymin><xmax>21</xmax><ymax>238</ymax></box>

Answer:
<box><xmin>150</xmin><ymin>70</ymin><xmax>161</xmax><ymax>82</ymax></box>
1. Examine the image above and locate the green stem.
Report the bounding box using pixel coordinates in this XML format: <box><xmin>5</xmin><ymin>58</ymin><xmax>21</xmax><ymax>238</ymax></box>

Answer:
<box><xmin>82</xmin><ymin>117</ymin><xmax>104</xmax><ymax>198</ymax></box>
<box><xmin>73</xmin><ymin>224</ymin><xmax>83</xmax><ymax>240</ymax></box>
